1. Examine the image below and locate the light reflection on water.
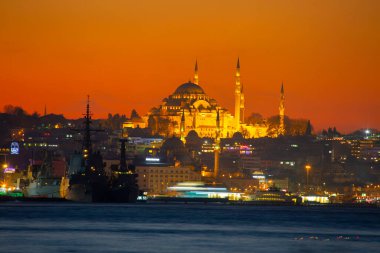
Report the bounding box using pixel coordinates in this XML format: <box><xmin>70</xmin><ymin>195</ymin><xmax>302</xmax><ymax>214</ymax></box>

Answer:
<box><xmin>0</xmin><ymin>203</ymin><xmax>379</xmax><ymax>253</ymax></box>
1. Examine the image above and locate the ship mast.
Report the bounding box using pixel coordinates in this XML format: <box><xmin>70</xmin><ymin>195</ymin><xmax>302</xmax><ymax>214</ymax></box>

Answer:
<box><xmin>71</xmin><ymin>95</ymin><xmax>103</xmax><ymax>173</ymax></box>
<box><xmin>119</xmin><ymin>138</ymin><xmax>127</xmax><ymax>171</ymax></box>
<box><xmin>83</xmin><ymin>95</ymin><xmax>92</xmax><ymax>159</ymax></box>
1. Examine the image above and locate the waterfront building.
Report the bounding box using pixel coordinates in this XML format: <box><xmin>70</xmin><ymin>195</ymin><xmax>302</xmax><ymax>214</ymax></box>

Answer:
<box><xmin>136</xmin><ymin>165</ymin><xmax>201</xmax><ymax>195</ymax></box>
<box><xmin>349</xmin><ymin>139</ymin><xmax>379</xmax><ymax>161</ymax></box>
<box><xmin>125</xmin><ymin>137</ymin><xmax>164</xmax><ymax>156</ymax></box>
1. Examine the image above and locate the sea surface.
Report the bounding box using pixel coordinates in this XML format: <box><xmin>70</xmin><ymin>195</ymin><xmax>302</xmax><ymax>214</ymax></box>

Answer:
<box><xmin>0</xmin><ymin>203</ymin><xmax>379</xmax><ymax>253</ymax></box>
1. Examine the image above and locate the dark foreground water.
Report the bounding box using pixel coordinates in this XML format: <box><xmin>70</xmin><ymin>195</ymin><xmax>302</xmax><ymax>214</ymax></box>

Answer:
<box><xmin>0</xmin><ymin>203</ymin><xmax>380</xmax><ymax>253</ymax></box>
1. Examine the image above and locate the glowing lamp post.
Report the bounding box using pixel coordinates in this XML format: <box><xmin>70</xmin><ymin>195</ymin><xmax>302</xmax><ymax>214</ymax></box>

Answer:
<box><xmin>305</xmin><ymin>164</ymin><xmax>311</xmax><ymax>187</ymax></box>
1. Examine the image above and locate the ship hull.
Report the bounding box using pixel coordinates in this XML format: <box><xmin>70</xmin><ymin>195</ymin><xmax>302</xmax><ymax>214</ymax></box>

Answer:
<box><xmin>107</xmin><ymin>187</ymin><xmax>139</xmax><ymax>203</ymax></box>
<box><xmin>65</xmin><ymin>176</ymin><xmax>139</xmax><ymax>203</ymax></box>
<box><xmin>25</xmin><ymin>179</ymin><xmax>61</xmax><ymax>198</ymax></box>
<box><xmin>66</xmin><ymin>184</ymin><xmax>92</xmax><ymax>202</ymax></box>
<box><xmin>107</xmin><ymin>174</ymin><xmax>139</xmax><ymax>203</ymax></box>
<box><xmin>66</xmin><ymin>180</ymin><xmax>108</xmax><ymax>203</ymax></box>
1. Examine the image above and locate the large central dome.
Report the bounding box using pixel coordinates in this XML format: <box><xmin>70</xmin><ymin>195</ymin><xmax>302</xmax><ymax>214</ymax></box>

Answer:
<box><xmin>174</xmin><ymin>82</ymin><xmax>204</xmax><ymax>95</ymax></box>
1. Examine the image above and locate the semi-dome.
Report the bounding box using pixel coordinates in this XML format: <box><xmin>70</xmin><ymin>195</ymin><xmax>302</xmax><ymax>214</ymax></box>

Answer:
<box><xmin>174</xmin><ymin>82</ymin><xmax>204</xmax><ymax>95</ymax></box>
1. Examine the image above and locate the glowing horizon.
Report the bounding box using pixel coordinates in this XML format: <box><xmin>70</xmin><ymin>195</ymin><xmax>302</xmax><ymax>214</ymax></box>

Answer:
<box><xmin>1</xmin><ymin>0</ymin><xmax>379</xmax><ymax>133</ymax></box>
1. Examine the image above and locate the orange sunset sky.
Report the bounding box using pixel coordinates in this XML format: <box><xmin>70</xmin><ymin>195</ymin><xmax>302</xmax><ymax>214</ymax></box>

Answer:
<box><xmin>0</xmin><ymin>0</ymin><xmax>379</xmax><ymax>133</ymax></box>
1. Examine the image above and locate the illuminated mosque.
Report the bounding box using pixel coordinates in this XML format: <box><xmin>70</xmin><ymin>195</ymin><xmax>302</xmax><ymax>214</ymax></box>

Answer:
<box><xmin>138</xmin><ymin>59</ymin><xmax>285</xmax><ymax>139</ymax></box>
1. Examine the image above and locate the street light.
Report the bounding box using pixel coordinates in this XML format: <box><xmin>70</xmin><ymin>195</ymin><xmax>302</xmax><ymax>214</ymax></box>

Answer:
<box><xmin>1</xmin><ymin>154</ymin><xmax>7</xmax><ymax>168</ymax></box>
<box><xmin>305</xmin><ymin>164</ymin><xmax>311</xmax><ymax>187</ymax></box>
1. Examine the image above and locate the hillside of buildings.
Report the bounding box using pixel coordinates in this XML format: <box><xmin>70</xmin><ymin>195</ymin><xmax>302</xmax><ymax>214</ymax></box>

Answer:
<box><xmin>1</xmin><ymin>104</ymin><xmax>380</xmax><ymax>202</ymax></box>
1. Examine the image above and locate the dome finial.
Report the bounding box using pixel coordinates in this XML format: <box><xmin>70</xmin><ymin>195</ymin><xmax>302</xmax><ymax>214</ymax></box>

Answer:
<box><xmin>194</xmin><ymin>59</ymin><xmax>199</xmax><ymax>85</ymax></box>
<box><xmin>281</xmin><ymin>81</ymin><xmax>284</xmax><ymax>94</ymax></box>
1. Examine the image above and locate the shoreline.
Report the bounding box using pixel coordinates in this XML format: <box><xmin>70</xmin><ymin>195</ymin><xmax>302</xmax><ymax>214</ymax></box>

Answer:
<box><xmin>1</xmin><ymin>196</ymin><xmax>379</xmax><ymax>208</ymax></box>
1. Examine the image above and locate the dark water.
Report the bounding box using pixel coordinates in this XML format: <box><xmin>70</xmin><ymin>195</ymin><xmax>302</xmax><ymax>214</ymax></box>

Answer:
<box><xmin>0</xmin><ymin>203</ymin><xmax>379</xmax><ymax>253</ymax></box>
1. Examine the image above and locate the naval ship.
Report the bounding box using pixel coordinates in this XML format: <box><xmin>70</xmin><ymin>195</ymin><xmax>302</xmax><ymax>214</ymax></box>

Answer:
<box><xmin>63</xmin><ymin>96</ymin><xmax>138</xmax><ymax>202</ymax></box>
<box><xmin>25</xmin><ymin>150</ymin><xmax>65</xmax><ymax>198</ymax></box>
<box><xmin>107</xmin><ymin>138</ymin><xmax>139</xmax><ymax>202</ymax></box>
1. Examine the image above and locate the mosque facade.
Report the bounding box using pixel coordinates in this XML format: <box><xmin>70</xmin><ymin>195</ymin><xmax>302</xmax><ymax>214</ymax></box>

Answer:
<box><xmin>140</xmin><ymin>60</ymin><xmax>283</xmax><ymax>139</ymax></box>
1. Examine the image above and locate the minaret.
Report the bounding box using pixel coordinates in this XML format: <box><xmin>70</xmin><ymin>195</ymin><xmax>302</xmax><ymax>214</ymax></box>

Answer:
<box><xmin>234</xmin><ymin>58</ymin><xmax>241</xmax><ymax>130</ymax></box>
<box><xmin>44</xmin><ymin>105</ymin><xmax>47</xmax><ymax>117</ymax></box>
<box><xmin>214</xmin><ymin>109</ymin><xmax>221</xmax><ymax>178</ymax></box>
<box><xmin>240</xmin><ymin>83</ymin><xmax>245</xmax><ymax>124</ymax></box>
<box><xmin>194</xmin><ymin>60</ymin><xmax>199</xmax><ymax>85</ymax></box>
<box><xmin>278</xmin><ymin>83</ymin><xmax>285</xmax><ymax>136</ymax></box>
<box><xmin>180</xmin><ymin>109</ymin><xmax>186</xmax><ymax>143</ymax></box>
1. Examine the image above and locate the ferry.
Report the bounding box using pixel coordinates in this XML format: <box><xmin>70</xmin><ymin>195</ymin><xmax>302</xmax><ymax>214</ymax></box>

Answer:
<box><xmin>149</xmin><ymin>181</ymin><xmax>242</xmax><ymax>202</ymax></box>
<box><xmin>248</xmin><ymin>187</ymin><xmax>300</xmax><ymax>205</ymax></box>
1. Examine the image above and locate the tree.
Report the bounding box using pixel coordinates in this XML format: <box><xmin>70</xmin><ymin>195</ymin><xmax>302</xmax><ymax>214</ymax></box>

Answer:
<box><xmin>160</xmin><ymin>137</ymin><xmax>187</xmax><ymax>163</ymax></box>
<box><xmin>32</xmin><ymin>112</ymin><xmax>40</xmax><ymax>118</ymax></box>
<box><xmin>267</xmin><ymin>115</ymin><xmax>309</xmax><ymax>136</ymax></box>
<box><xmin>130</xmin><ymin>109</ymin><xmax>140</xmax><ymax>119</ymax></box>
<box><xmin>246</xmin><ymin>113</ymin><xmax>264</xmax><ymax>125</ymax></box>
<box><xmin>232</xmin><ymin>132</ymin><xmax>244</xmax><ymax>142</ymax></box>
<box><xmin>305</xmin><ymin>120</ymin><xmax>312</xmax><ymax>136</ymax></box>
<box><xmin>148</xmin><ymin>116</ymin><xmax>172</xmax><ymax>136</ymax></box>
<box><xmin>3</xmin><ymin>105</ymin><xmax>26</xmax><ymax>116</ymax></box>
<box><xmin>288</xmin><ymin>119</ymin><xmax>308</xmax><ymax>136</ymax></box>
<box><xmin>185</xmin><ymin>130</ymin><xmax>202</xmax><ymax>151</ymax></box>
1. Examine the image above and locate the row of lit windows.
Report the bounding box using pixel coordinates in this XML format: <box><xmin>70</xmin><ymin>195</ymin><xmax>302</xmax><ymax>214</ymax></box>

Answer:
<box><xmin>139</xmin><ymin>169</ymin><xmax>190</xmax><ymax>174</ymax></box>
<box><xmin>146</xmin><ymin>178</ymin><xmax>192</xmax><ymax>183</ymax></box>
<box><xmin>147</xmin><ymin>175</ymin><xmax>190</xmax><ymax>178</ymax></box>
<box><xmin>162</xmin><ymin>106</ymin><xmax>182</xmax><ymax>110</ymax></box>
<box><xmin>260</xmin><ymin>193</ymin><xmax>284</xmax><ymax>197</ymax></box>
<box><xmin>23</xmin><ymin>143</ymin><xmax>58</xmax><ymax>148</ymax></box>
<box><xmin>171</xmin><ymin>95</ymin><xmax>207</xmax><ymax>100</ymax></box>
<box><xmin>255</xmin><ymin>198</ymin><xmax>285</xmax><ymax>201</ymax></box>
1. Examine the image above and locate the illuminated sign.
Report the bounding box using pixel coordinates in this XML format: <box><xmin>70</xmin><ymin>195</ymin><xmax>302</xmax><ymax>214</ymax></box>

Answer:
<box><xmin>10</xmin><ymin>142</ymin><xmax>19</xmax><ymax>155</ymax></box>
<box><xmin>4</xmin><ymin>167</ymin><xmax>16</xmax><ymax>174</ymax></box>
<box><xmin>145</xmin><ymin>157</ymin><xmax>160</xmax><ymax>162</ymax></box>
